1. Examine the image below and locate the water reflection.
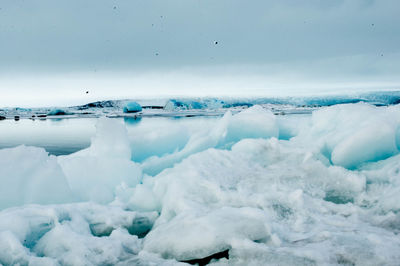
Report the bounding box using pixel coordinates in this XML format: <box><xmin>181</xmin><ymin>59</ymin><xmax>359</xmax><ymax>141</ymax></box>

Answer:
<box><xmin>124</xmin><ymin>116</ymin><xmax>142</xmax><ymax>126</ymax></box>
<box><xmin>0</xmin><ymin>118</ymin><xmax>96</xmax><ymax>155</ymax></box>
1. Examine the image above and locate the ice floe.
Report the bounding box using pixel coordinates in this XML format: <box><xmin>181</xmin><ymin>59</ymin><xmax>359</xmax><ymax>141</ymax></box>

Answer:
<box><xmin>1</xmin><ymin>102</ymin><xmax>400</xmax><ymax>265</ymax></box>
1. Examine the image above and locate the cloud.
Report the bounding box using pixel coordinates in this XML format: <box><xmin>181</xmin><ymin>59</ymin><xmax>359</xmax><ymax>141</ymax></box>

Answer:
<box><xmin>0</xmin><ymin>0</ymin><xmax>399</xmax><ymax>106</ymax></box>
<box><xmin>0</xmin><ymin>0</ymin><xmax>399</xmax><ymax>70</ymax></box>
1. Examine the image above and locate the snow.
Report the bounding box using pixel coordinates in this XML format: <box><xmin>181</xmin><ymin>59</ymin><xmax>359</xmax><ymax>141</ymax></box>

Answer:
<box><xmin>1</xmin><ymin>102</ymin><xmax>400</xmax><ymax>265</ymax></box>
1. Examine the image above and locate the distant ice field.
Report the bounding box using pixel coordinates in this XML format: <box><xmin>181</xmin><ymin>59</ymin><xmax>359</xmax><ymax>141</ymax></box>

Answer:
<box><xmin>1</xmin><ymin>98</ymin><xmax>400</xmax><ymax>265</ymax></box>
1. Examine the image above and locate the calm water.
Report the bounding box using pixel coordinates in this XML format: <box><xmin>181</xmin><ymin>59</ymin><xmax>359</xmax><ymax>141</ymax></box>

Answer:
<box><xmin>0</xmin><ymin>118</ymin><xmax>96</xmax><ymax>155</ymax></box>
<box><xmin>0</xmin><ymin>116</ymin><xmax>219</xmax><ymax>156</ymax></box>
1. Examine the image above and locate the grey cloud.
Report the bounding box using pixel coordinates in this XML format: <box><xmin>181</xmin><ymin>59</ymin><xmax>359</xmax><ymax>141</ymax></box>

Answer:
<box><xmin>0</xmin><ymin>0</ymin><xmax>399</xmax><ymax>71</ymax></box>
<box><xmin>0</xmin><ymin>0</ymin><xmax>399</xmax><ymax>107</ymax></box>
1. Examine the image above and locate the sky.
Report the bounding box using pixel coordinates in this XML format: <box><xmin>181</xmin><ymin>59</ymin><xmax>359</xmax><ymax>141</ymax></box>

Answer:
<box><xmin>0</xmin><ymin>0</ymin><xmax>399</xmax><ymax>107</ymax></box>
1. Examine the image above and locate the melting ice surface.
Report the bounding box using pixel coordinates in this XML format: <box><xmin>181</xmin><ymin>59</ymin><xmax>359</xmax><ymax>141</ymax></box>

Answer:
<box><xmin>1</xmin><ymin>102</ymin><xmax>400</xmax><ymax>265</ymax></box>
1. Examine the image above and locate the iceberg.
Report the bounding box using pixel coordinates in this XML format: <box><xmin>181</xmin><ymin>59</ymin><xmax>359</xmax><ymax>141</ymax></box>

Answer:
<box><xmin>123</xmin><ymin>102</ymin><xmax>142</xmax><ymax>113</ymax></box>
<box><xmin>47</xmin><ymin>109</ymin><xmax>72</xmax><ymax>116</ymax></box>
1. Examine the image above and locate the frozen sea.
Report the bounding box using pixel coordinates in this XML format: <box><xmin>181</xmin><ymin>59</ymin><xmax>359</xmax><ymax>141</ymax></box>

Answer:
<box><xmin>1</xmin><ymin>93</ymin><xmax>400</xmax><ymax>265</ymax></box>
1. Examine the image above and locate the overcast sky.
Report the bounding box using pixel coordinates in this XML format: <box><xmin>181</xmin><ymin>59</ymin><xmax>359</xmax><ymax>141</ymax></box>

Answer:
<box><xmin>0</xmin><ymin>0</ymin><xmax>399</xmax><ymax>107</ymax></box>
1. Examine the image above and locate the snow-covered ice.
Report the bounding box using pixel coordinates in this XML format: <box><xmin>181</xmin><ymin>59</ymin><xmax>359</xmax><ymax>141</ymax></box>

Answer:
<box><xmin>1</xmin><ymin>103</ymin><xmax>400</xmax><ymax>265</ymax></box>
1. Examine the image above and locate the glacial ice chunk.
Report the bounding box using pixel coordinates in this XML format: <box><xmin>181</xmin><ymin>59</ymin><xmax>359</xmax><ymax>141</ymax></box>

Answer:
<box><xmin>123</xmin><ymin>102</ymin><xmax>142</xmax><ymax>113</ymax></box>
<box><xmin>58</xmin><ymin>118</ymin><xmax>142</xmax><ymax>203</ymax></box>
<box><xmin>331</xmin><ymin>121</ymin><xmax>398</xmax><ymax>168</ymax></box>
<box><xmin>0</xmin><ymin>146</ymin><xmax>73</xmax><ymax>209</ymax></box>
<box><xmin>47</xmin><ymin>109</ymin><xmax>71</xmax><ymax>116</ymax></box>
<box><xmin>141</xmin><ymin>105</ymin><xmax>278</xmax><ymax>175</ymax></box>
<box><xmin>218</xmin><ymin>105</ymin><xmax>278</xmax><ymax>148</ymax></box>
<box><xmin>0</xmin><ymin>203</ymin><xmax>157</xmax><ymax>265</ymax></box>
<box><xmin>130</xmin><ymin>137</ymin><xmax>384</xmax><ymax>263</ymax></box>
<box><xmin>296</xmin><ymin>103</ymin><xmax>400</xmax><ymax>168</ymax></box>
<box><xmin>128</xmin><ymin>117</ymin><xmax>192</xmax><ymax>163</ymax></box>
